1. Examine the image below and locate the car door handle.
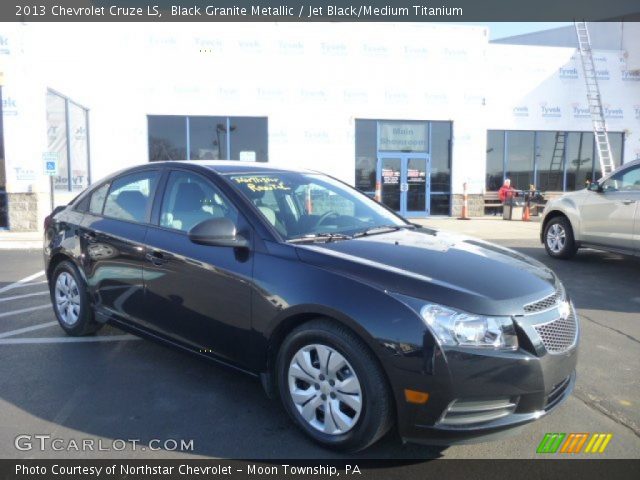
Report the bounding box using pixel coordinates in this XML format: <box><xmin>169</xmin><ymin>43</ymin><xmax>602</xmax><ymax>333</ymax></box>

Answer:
<box><xmin>145</xmin><ymin>251</ymin><xmax>169</xmax><ymax>266</ymax></box>
<box><xmin>622</xmin><ymin>199</ymin><xmax>637</xmax><ymax>205</ymax></box>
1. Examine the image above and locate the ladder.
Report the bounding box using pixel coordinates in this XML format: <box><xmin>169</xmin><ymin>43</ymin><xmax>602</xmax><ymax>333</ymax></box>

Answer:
<box><xmin>547</xmin><ymin>132</ymin><xmax>566</xmax><ymax>190</ymax></box>
<box><xmin>574</xmin><ymin>21</ymin><xmax>615</xmax><ymax>178</ymax></box>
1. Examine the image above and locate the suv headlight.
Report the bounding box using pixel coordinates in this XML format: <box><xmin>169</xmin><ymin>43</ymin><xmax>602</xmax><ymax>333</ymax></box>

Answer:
<box><xmin>420</xmin><ymin>304</ymin><xmax>518</xmax><ymax>349</ymax></box>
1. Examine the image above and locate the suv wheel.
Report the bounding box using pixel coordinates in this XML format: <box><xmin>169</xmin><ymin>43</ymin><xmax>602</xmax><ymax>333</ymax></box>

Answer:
<box><xmin>50</xmin><ymin>260</ymin><xmax>103</xmax><ymax>336</ymax></box>
<box><xmin>276</xmin><ymin>319</ymin><xmax>393</xmax><ymax>452</ymax></box>
<box><xmin>544</xmin><ymin>216</ymin><xmax>577</xmax><ymax>259</ymax></box>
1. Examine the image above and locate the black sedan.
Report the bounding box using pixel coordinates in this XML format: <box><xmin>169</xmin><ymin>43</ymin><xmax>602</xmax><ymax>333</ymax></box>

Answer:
<box><xmin>44</xmin><ymin>161</ymin><xmax>578</xmax><ymax>451</ymax></box>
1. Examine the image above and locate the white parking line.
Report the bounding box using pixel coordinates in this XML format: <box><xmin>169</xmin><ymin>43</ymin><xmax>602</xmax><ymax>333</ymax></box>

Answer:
<box><xmin>0</xmin><ymin>304</ymin><xmax>51</xmax><ymax>319</ymax></box>
<box><xmin>0</xmin><ymin>321</ymin><xmax>58</xmax><ymax>339</ymax></box>
<box><xmin>0</xmin><ymin>291</ymin><xmax>49</xmax><ymax>303</ymax></box>
<box><xmin>0</xmin><ymin>335</ymin><xmax>140</xmax><ymax>345</ymax></box>
<box><xmin>7</xmin><ymin>280</ymin><xmax>48</xmax><ymax>290</ymax></box>
<box><xmin>0</xmin><ymin>271</ymin><xmax>46</xmax><ymax>294</ymax></box>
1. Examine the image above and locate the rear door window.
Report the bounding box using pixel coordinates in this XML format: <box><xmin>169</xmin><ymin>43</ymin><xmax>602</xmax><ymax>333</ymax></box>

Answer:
<box><xmin>89</xmin><ymin>183</ymin><xmax>110</xmax><ymax>215</ymax></box>
<box><xmin>103</xmin><ymin>171</ymin><xmax>160</xmax><ymax>223</ymax></box>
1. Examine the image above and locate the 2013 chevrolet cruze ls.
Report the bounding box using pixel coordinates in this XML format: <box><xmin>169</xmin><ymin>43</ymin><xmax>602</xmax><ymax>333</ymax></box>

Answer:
<box><xmin>44</xmin><ymin>161</ymin><xmax>578</xmax><ymax>451</ymax></box>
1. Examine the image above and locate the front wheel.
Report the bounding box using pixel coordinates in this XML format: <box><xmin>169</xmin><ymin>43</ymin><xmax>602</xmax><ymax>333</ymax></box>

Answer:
<box><xmin>544</xmin><ymin>216</ymin><xmax>577</xmax><ymax>259</ymax></box>
<box><xmin>276</xmin><ymin>320</ymin><xmax>393</xmax><ymax>452</ymax></box>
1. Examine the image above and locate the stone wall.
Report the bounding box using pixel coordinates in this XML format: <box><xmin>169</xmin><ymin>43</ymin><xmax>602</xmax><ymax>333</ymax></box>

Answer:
<box><xmin>451</xmin><ymin>194</ymin><xmax>484</xmax><ymax>217</ymax></box>
<box><xmin>7</xmin><ymin>193</ymin><xmax>39</xmax><ymax>231</ymax></box>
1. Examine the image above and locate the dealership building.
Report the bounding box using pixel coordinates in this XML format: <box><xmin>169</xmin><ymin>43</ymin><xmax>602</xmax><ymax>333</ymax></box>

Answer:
<box><xmin>0</xmin><ymin>21</ymin><xmax>639</xmax><ymax>231</ymax></box>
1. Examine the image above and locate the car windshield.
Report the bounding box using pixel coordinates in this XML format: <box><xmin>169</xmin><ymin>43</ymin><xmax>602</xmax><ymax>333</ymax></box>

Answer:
<box><xmin>225</xmin><ymin>171</ymin><xmax>409</xmax><ymax>241</ymax></box>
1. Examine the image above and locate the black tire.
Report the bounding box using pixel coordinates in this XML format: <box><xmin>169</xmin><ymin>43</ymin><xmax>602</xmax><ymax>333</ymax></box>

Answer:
<box><xmin>276</xmin><ymin>319</ymin><xmax>393</xmax><ymax>452</ymax></box>
<box><xmin>543</xmin><ymin>216</ymin><xmax>577</xmax><ymax>259</ymax></box>
<box><xmin>50</xmin><ymin>260</ymin><xmax>102</xmax><ymax>336</ymax></box>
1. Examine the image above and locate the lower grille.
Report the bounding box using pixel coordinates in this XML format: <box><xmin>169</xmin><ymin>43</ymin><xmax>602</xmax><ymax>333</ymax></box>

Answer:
<box><xmin>534</xmin><ymin>310</ymin><xmax>578</xmax><ymax>354</ymax></box>
<box><xmin>545</xmin><ymin>375</ymin><xmax>571</xmax><ymax>411</ymax></box>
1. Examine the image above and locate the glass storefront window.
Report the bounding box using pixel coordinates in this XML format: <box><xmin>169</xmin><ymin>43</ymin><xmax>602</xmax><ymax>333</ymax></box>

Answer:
<box><xmin>148</xmin><ymin>115</ymin><xmax>268</xmax><ymax>162</ymax></box>
<box><xmin>431</xmin><ymin>122</ymin><xmax>451</xmax><ymax>194</ymax></box>
<box><xmin>46</xmin><ymin>91</ymin><xmax>90</xmax><ymax>197</ymax></box>
<box><xmin>148</xmin><ymin>116</ymin><xmax>187</xmax><ymax>161</ymax></box>
<box><xmin>68</xmin><ymin>103</ymin><xmax>90</xmax><ymax>191</ymax></box>
<box><xmin>189</xmin><ymin>116</ymin><xmax>226</xmax><ymax>160</ymax></box>
<box><xmin>609</xmin><ymin>133</ymin><xmax>624</xmax><ymax>169</ymax></box>
<box><xmin>536</xmin><ymin>131</ymin><xmax>564</xmax><ymax>192</ymax></box>
<box><xmin>565</xmin><ymin>132</ymin><xmax>594</xmax><ymax>191</ymax></box>
<box><xmin>506</xmin><ymin>131</ymin><xmax>535</xmax><ymax>191</ymax></box>
<box><xmin>230</xmin><ymin>117</ymin><xmax>268</xmax><ymax>162</ymax></box>
<box><xmin>46</xmin><ymin>92</ymin><xmax>69</xmax><ymax>192</ymax></box>
<box><xmin>488</xmin><ymin>130</ymin><xmax>624</xmax><ymax>194</ymax></box>
<box><xmin>355</xmin><ymin>120</ymin><xmax>377</xmax><ymax>194</ymax></box>
<box><xmin>430</xmin><ymin>194</ymin><xmax>451</xmax><ymax>215</ymax></box>
<box><xmin>486</xmin><ymin>131</ymin><xmax>504</xmax><ymax>191</ymax></box>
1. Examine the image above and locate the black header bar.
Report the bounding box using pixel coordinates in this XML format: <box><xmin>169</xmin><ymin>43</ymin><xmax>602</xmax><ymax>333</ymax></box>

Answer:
<box><xmin>4</xmin><ymin>0</ymin><xmax>640</xmax><ymax>22</ymax></box>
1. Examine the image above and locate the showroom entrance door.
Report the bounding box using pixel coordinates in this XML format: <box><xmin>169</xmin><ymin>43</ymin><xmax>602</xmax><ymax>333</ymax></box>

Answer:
<box><xmin>377</xmin><ymin>153</ymin><xmax>430</xmax><ymax>217</ymax></box>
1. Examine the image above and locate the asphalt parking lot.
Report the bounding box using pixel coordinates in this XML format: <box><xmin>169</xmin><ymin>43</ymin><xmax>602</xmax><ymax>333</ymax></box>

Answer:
<box><xmin>0</xmin><ymin>223</ymin><xmax>638</xmax><ymax>459</ymax></box>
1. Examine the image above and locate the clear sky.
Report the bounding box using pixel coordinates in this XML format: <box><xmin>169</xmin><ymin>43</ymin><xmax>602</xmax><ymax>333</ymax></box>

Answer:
<box><xmin>452</xmin><ymin>22</ymin><xmax>572</xmax><ymax>40</ymax></box>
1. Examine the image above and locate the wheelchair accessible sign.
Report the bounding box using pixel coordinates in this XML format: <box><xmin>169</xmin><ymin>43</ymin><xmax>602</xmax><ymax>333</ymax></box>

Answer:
<box><xmin>43</xmin><ymin>152</ymin><xmax>58</xmax><ymax>176</ymax></box>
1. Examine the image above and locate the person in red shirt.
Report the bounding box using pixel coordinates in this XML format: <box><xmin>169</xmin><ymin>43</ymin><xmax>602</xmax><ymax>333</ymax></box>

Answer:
<box><xmin>498</xmin><ymin>179</ymin><xmax>517</xmax><ymax>204</ymax></box>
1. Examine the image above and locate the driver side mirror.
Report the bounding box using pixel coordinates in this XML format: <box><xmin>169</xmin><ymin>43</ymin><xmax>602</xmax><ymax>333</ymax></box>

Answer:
<box><xmin>188</xmin><ymin>217</ymin><xmax>249</xmax><ymax>248</ymax></box>
<box><xmin>588</xmin><ymin>182</ymin><xmax>604</xmax><ymax>193</ymax></box>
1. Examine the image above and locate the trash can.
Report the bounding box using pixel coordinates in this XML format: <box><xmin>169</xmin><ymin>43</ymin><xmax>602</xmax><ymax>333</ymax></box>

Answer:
<box><xmin>503</xmin><ymin>200</ymin><xmax>524</xmax><ymax>220</ymax></box>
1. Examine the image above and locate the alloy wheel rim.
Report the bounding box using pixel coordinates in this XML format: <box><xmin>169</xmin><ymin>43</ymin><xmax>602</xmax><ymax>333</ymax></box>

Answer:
<box><xmin>546</xmin><ymin>224</ymin><xmax>566</xmax><ymax>253</ymax></box>
<box><xmin>55</xmin><ymin>272</ymin><xmax>81</xmax><ymax>326</ymax></box>
<box><xmin>288</xmin><ymin>344</ymin><xmax>362</xmax><ymax>435</ymax></box>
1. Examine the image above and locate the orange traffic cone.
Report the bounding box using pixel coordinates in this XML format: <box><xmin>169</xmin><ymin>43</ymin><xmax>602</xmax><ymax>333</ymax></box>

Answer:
<box><xmin>458</xmin><ymin>182</ymin><xmax>471</xmax><ymax>220</ymax></box>
<box><xmin>374</xmin><ymin>181</ymin><xmax>381</xmax><ymax>203</ymax></box>
<box><xmin>522</xmin><ymin>204</ymin><xmax>530</xmax><ymax>222</ymax></box>
<box><xmin>306</xmin><ymin>186</ymin><xmax>313</xmax><ymax>214</ymax></box>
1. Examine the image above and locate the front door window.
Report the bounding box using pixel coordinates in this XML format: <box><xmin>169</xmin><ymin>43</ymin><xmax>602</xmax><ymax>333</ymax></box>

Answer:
<box><xmin>406</xmin><ymin>158</ymin><xmax>428</xmax><ymax>213</ymax></box>
<box><xmin>380</xmin><ymin>158</ymin><xmax>401</xmax><ymax>211</ymax></box>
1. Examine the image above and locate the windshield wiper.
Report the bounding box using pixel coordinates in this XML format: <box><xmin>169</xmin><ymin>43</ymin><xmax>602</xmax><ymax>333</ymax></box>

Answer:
<box><xmin>352</xmin><ymin>224</ymin><xmax>416</xmax><ymax>238</ymax></box>
<box><xmin>288</xmin><ymin>232</ymin><xmax>353</xmax><ymax>244</ymax></box>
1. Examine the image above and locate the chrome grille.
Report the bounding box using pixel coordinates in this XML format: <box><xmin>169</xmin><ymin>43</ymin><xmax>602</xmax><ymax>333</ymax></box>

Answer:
<box><xmin>524</xmin><ymin>284</ymin><xmax>565</xmax><ymax>314</ymax></box>
<box><xmin>534</xmin><ymin>310</ymin><xmax>577</xmax><ymax>354</ymax></box>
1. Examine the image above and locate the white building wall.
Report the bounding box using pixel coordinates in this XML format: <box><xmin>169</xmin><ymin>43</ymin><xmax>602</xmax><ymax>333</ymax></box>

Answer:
<box><xmin>4</xmin><ymin>22</ymin><xmax>490</xmax><ymax>194</ymax></box>
<box><xmin>622</xmin><ymin>22</ymin><xmax>640</xmax><ymax>71</ymax></box>
<box><xmin>1</xmin><ymin>21</ymin><xmax>638</xmax><ymax>230</ymax></box>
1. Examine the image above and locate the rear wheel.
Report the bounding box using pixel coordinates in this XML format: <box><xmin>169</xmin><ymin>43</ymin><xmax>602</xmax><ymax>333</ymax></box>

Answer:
<box><xmin>50</xmin><ymin>260</ymin><xmax>102</xmax><ymax>336</ymax></box>
<box><xmin>544</xmin><ymin>216</ymin><xmax>577</xmax><ymax>259</ymax></box>
<box><xmin>276</xmin><ymin>319</ymin><xmax>393</xmax><ymax>452</ymax></box>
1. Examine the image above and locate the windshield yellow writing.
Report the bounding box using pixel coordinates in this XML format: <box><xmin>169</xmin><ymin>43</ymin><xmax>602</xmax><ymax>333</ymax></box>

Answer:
<box><xmin>232</xmin><ymin>176</ymin><xmax>291</xmax><ymax>192</ymax></box>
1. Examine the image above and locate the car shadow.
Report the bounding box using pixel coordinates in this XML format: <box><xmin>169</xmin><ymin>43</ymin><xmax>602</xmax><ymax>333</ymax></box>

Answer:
<box><xmin>0</xmin><ymin>326</ymin><xmax>446</xmax><ymax>460</ymax></box>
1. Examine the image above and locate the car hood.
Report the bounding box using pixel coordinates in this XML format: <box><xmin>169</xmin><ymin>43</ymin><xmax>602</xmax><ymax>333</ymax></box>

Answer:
<box><xmin>546</xmin><ymin>188</ymin><xmax>588</xmax><ymax>206</ymax></box>
<box><xmin>295</xmin><ymin>228</ymin><xmax>559</xmax><ymax>316</ymax></box>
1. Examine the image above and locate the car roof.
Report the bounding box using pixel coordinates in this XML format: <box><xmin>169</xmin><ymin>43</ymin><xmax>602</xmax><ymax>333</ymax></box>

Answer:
<box><xmin>151</xmin><ymin>160</ymin><xmax>316</xmax><ymax>175</ymax></box>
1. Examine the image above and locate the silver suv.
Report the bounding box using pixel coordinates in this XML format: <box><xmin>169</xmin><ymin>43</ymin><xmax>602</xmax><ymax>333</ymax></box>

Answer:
<box><xmin>541</xmin><ymin>159</ymin><xmax>640</xmax><ymax>259</ymax></box>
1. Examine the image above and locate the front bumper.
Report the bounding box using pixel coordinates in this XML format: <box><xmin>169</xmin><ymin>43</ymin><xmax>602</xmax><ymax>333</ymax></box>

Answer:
<box><xmin>400</xmin><ymin>371</ymin><xmax>576</xmax><ymax>445</ymax></box>
<box><xmin>390</xmin><ymin>308</ymin><xmax>579</xmax><ymax>445</ymax></box>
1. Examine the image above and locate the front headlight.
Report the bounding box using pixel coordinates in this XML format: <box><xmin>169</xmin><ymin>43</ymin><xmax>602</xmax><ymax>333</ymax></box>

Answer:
<box><xmin>420</xmin><ymin>304</ymin><xmax>518</xmax><ymax>349</ymax></box>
